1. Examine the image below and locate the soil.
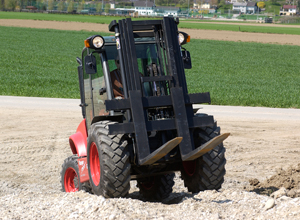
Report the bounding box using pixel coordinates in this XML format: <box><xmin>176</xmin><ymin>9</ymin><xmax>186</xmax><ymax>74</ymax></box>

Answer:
<box><xmin>1</xmin><ymin>19</ymin><xmax>300</xmax><ymax>46</ymax></box>
<box><xmin>0</xmin><ymin>19</ymin><xmax>299</xmax><ymax>219</ymax></box>
<box><xmin>249</xmin><ymin>164</ymin><xmax>300</xmax><ymax>198</ymax></box>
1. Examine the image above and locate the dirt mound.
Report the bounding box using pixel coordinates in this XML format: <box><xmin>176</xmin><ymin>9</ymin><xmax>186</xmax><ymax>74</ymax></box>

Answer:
<box><xmin>249</xmin><ymin>163</ymin><xmax>300</xmax><ymax>198</ymax></box>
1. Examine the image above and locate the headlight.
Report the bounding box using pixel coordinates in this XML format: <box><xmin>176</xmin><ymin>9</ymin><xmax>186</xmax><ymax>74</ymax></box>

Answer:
<box><xmin>178</xmin><ymin>33</ymin><xmax>185</xmax><ymax>44</ymax></box>
<box><xmin>84</xmin><ymin>35</ymin><xmax>105</xmax><ymax>49</ymax></box>
<box><xmin>92</xmin><ymin>36</ymin><xmax>104</xmax><ymax>48</ymax></box>
<box><xmin>178</xmin><ymin>32</ymin><xmax>190</xmax><ymax>45</ymax></box>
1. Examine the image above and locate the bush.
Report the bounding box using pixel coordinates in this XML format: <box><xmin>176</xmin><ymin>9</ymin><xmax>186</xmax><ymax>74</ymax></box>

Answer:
<box><xmin>77</xmin><ymin>0</ymin><xmax>84</xmax><ymax>13</ymax></box>
<box><xmin>104</xmin><ymin>3</ymin><xmax>110</xmax><ymax>13</ymax></box>
<box><xmin>4</xmin><ymin>0</ymin><xmax>16</xmax><ymax>10</ymax></box>
<box><xmin>57</xmin><ymin>1</ymin><xmax>64</xmax><ymax>11</ymax></box>
<box><xmin>257</xmin><ymin>2</ymin><xmax>265</xmax><ymax>8</ymax></box>
<box><xmin>198</xmin><ymin>9</ymin><xmax>209</xmax><ymax>14</ymax></box>
<box><xmin>96</xmin><ymin>3</ymin><xmax>102</xmax><ymax>13</ymax></box>
<box><xmin>67</xmin><ymin>0</ymin><xmax>74</xmax><ymax>13</ymax></box>
<box><xmin>48</xmin><ymin>0</ymin><xmax>54</xmax><ymax>10</ymax></box>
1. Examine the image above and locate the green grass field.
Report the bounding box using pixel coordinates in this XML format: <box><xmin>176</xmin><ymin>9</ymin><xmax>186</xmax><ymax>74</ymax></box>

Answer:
<box><xmin>185</xmin><ymin>40</ymin><xmax>300</xmax><ymax>108</ymax></box>
<box><xmin>0</xmin><ymin>11</ymin><xmax>122</xmax><ymax>24</ymax></box>
<box><xmin>0</xmin><ymin>26</ymin><xmax>109</xmax><ymax>98</ymax></box>
<box><xmin>1</xmin><ymin>11</ymin><xmax>300</xmax><ymax>35</ymax></box>
<box><xmin>178</xmin><ymin>22</ymin><xmax>300</xmax><ymax>35</ymax></box>
<box><xmin>0</xmin><ymin>26</ymin><xmax>299</xmax><ymax>108</ymax></box>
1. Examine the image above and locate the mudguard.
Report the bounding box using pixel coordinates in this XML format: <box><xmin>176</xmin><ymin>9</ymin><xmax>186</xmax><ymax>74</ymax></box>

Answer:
<box><xmin>69</xmin><ymin>119</ymin><xmax>88</xmax><ymax>157</ymax></box>
<box><xmin>78</xmin><ymin>157</ymin><xmax>89</xmax><ymax>182</ymax></box>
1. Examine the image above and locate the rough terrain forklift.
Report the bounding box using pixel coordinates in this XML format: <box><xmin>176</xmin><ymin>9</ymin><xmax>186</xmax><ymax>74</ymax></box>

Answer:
<box><xmin>60</xmin><ymin>17</ymin><xmax>229</xmax><ymax>200</ymax></box>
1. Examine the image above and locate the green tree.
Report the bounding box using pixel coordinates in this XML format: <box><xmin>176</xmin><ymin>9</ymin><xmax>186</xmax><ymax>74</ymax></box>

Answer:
<box><xmin>96</xmin><ymin>2</ymin><xmax>102</xmax><ymax>13</ymax></box>
<box><xmin>22</xmin><ymin>0</ymin><xmax>29</xmax><ymax>8</ymax></box>
<box><xmin>48</xmin><ymin>0</ymin><xmax>54</xmax><ymax>10</ymax></box>
<box><xmin>218</xmin><ymin>0</ymin><xmax>225</xmax><ymax>8</ymax></box>
<box><xmin>155</xmin><ymin>0</ymin><xmax>167</xmax><ymax>6</ymax></box>
<box><xmin>77</xmin><ymin>0</ymin><xmax>85</xmax><ymax>12</ymax></box>
<box><xmin>57</xmin><ymin>0</ymin><xmax>64</xmax><ymax>11</ymax></box>
<box><xmin>178</xmin><ymin>0</ymin><xmax>188</xmax><ymax>8</ymax></box>
<box><xmin>5</xmin><ymin>0</ymin><xmax>17</xmax><ymax>10</ymax></box>
<box><xmin>257</xmin><ymin>2</ymin><xmax>265</xmax><ymax>8</ymax></box>
<box><xmin>36</xmin><ymin>0</ymin><xmax>44</xmax><ymax>10</ymax></box>
<box><xmin>218</xmin><ymin>0</ymin><xmax>231</xmax><ymax>10</ymax></box>
<box><xmin>0</xmin><ymin>0</ymin><xmax>4</xmax><ymax>10</ymax></box>
<box><xmin>104</xmin><ymin>3</ymin><xmax>109</xmax><ymax>13</ymax></box>
<box><xmin>67</xmin><ymin>0</ymin><xmax>74</xmax><ymax>12</ymax></box>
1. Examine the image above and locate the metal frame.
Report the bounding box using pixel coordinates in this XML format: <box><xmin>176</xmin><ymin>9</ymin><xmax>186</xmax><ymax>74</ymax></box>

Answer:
<box><xmin>105</xmin><ymin>18</ymin><xmax>214</xmax><ymax>165</ymax></box>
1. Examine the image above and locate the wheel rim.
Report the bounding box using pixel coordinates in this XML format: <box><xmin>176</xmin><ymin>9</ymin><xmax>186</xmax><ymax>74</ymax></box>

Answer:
<box><xmin>182</xmin><ymin>161</ymin><xmax>196</xmax><ymax>176</ymax></box>
<box><xmin>90</xmin><ymin>142</ymin><xmax>100</xmax><ymax>186</ymax></box>
<box><xmin>64</xmin><ymin>167</ymin><xmax>79</xmax><ymax>192</ymax></box>
<box><xmin>140</xmin><ymin>178</ymin><xmax>155</xmax><ymax>190</ymax></box>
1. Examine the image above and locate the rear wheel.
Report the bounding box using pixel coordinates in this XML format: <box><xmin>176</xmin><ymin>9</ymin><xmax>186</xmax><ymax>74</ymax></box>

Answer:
<box><xmin>181</xmin><ymin>125</ymin><xmax>226</xmax><ymax>193</ymax></box>
<box><xmin>61</xmin><ymin>156</ymin><xmax>82</xmax><ymax>192</ymax></box>
<box><xmin>137</xmin><ymin>173</ymin><xmax>175</xmax><ymax>201</ymax></box>
<box><xmin>87</xmin><ymin>120</ymin><xmax>131</xmax><ymax>198</ymax></box>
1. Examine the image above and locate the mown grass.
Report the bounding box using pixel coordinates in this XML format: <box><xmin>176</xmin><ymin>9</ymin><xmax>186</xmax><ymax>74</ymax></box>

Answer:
<box><xmin>178</xmin><ymin>22</ymin><xmax>300</xmax><ymax>35</ymax></box>
<box><xmin>184</xmin><ymin>40</ymin><xmax>300</xmax><ymax>108</ymax></box>
<box><xmin>1</xmin><ymin>11</ymin><xmax>300</xmax><ymax>35</ymax></box>
<box><xmin>0</xmin><ymin>26</ymin><xmax>299</xmax><ymax>108</ymax></box>
<box><xmin>0</xmin><ymin>11</ymin><xmax>154</xmax><ymax>24</ymax></box>
<box><xmin>0</xmin><ymin>26</ymin><xmax>110</xmax><ymax>98</ymax></box>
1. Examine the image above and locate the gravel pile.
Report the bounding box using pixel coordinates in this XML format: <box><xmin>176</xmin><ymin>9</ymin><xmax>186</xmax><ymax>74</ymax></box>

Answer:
<box><xmin>1</xmin><ymin>100</ymin><xmax>299</xmax><ymax>219</ymax></box>
<box><xmin>1</xmin><ymin>174</ymin><xmax>299</xmax><ymax>220</ymax></box>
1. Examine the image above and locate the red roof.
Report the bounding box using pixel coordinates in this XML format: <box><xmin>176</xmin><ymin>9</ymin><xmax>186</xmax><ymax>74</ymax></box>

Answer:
<box><xmin>26</xmin><ymin>6</ymin><xmax>37</xmax><ymax>10</ymax></box>
<box><xmin>283</xmin><ymin>5</ymin><xmax>297</xmax><ymax>9</ymax></box>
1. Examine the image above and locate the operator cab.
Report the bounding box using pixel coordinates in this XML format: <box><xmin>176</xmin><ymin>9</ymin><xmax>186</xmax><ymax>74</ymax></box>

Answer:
<box><xmin>78</xmin><ymin>31</ymin><xmax>191</xmax><ymax>131</ymax></box>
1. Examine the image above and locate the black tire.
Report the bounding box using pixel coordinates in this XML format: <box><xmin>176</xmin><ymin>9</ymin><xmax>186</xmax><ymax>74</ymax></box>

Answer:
<box><xmin>87</xmin><ymin>120</ymin><xmax>131</xmax><ymax>198</ymax></box>
<box><xmin>181</xmin><ymin>125</ymin><xmax>226</xmax><ymax>193</ymax></box>
<box><xmin>137</xmin><ymin>173</ymin><xmax>175</xmax><ymax>201</ymax></box>
<box><xmin>60</xmin><ymin>155</ymin><xmax>83</xmax><ymax>192</ymax></box>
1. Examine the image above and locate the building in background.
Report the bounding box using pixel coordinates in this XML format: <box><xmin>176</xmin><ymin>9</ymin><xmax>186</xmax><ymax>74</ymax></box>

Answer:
<box><xmin>280</xmin><ymin>5</ymin><xmax>298</xmax><ymax>15</ymax></box>
<box><xmin>133</xmin><ymin>1</ymin><xmax>155</xmax><ymax>16</ymax></box>
<box><xmin>232</xmin><ymin>2</ymin><xmax>258</xmax><ymax>14</ymax></box>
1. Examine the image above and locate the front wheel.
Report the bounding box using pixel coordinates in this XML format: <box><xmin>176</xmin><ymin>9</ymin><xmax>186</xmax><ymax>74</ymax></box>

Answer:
<box><xmin>87</xmin><ymin>121</ymin><xmax>131</xmax><ymax>198</ymax></box>
<box><xmin>181</xmin><ymin>125</ymin><xmax>226</xmax><ymax>193</ymax></box>
<box><xmin>61</xmin><ymin>156</ymin><xmax>82</xmax><ymax>192</ymax></box>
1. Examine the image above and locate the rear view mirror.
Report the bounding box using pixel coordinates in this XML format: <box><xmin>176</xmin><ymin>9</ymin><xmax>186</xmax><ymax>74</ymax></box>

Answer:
<box><xmin>84</xmin><ymin>54</ymin><xmax>97</xmax><ymax>74</ymax></box>
<box><xmin>183</xmin><ymin>50</ymin><xmax>192</xmax><ymax>69</ymax></box>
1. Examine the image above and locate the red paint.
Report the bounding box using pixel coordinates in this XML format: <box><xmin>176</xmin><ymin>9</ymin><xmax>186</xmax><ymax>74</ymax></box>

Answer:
<box><xmin>77</xmin><ymin>157</ymin><xmax>89</xmax><ymax>183</ymax></box>
<box><xmin>89</xmin><ymin>142</ymin><xmax>100</xmax><ymax>186</ymax></box>
<box><xmin>182</xmin><ymin>161</ymin><xmax>196</xmax><ymax>176</ymax></box>
<box><xmin>69</xmin><ymin>119</ymin><xmax>88</xmax><ymax>157</ymax></box>
<box><xmin>140</xmin><ymin>179</ymin><xmax>155</xmax><ymax>190</ymax></box>
<box><xmin>64</xmin><ymin>167</ymin><xmax>79</xmax><ymax>192</ymax></box>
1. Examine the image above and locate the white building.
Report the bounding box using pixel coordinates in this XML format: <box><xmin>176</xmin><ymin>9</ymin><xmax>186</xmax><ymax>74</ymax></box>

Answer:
<box><xmin>194</xmin><ymin>0</ymin><xmax>211</xmax><ymax>9</ymax></box>
<box><xmin>280</xmin><ymin>5</ymin><xmax>298</xmax><ymax>15</ymax></box>
<box><xmin>232</xmin><ymin>2</ymin><xmax>258</xmax><ymax>14</ymax></box>
<box><xmin>232</xmin><ymin>2</ymin><xmax>247</xmax><ymax>13</ymax></box>
<box><xmin>134</xmin><ymin>1</ymin><xmax>155</xmax><ymax>16</ymax></box>
<box><xmin>153</xmin><ymin>6</ymin><xmax>180</xmax><ymax>17</ymax></box>
<box><xmin>246</xmin><ymin>2</ymin><xmax>257</xmax><ymax>14</ymax></box>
